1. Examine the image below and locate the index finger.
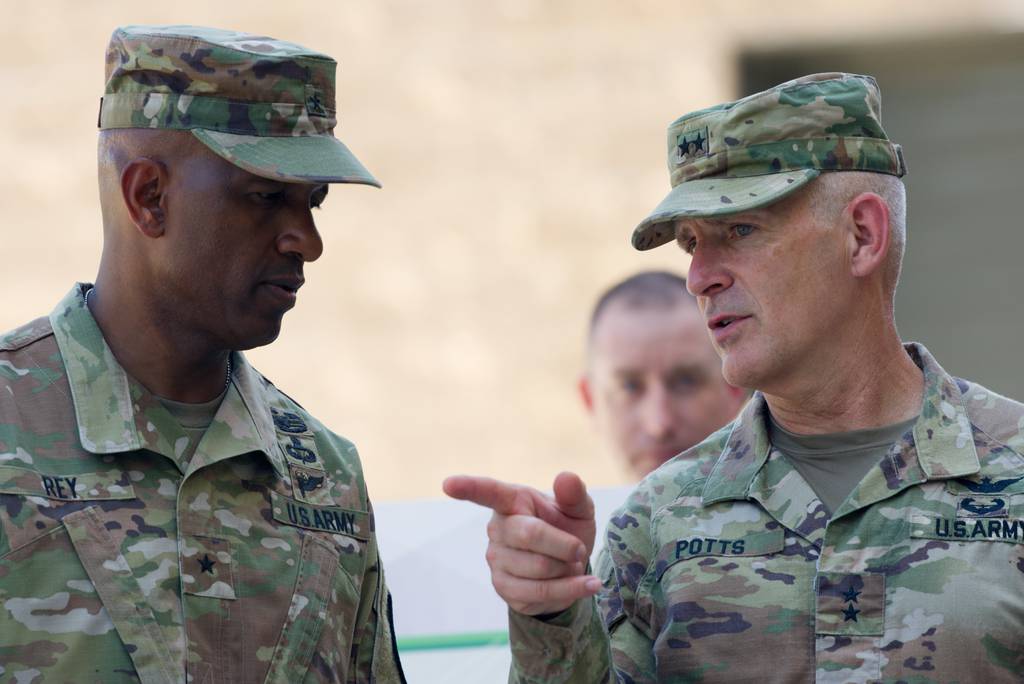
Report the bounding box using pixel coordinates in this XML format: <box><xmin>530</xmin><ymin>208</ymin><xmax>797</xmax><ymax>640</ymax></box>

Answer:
<box><xmin>443</xmin><ymin>475</ymin><xmax>530</xmax><ymax>516</ymax></box>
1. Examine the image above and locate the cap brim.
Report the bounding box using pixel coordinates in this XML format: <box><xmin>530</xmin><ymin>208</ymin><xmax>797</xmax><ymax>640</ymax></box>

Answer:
<box><xmin>192</xmin><ymin>129</ymin><xmax>381</xmax><ymax>187</ymax></box>
<box><xmin>631</xmin><ymin>169</ymin><xmax>819</xmax><ymax>251</ymax></box>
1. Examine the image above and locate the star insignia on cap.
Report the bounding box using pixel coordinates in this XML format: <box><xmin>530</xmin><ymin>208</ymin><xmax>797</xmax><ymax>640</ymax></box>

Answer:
<box><xmin>198</xmin><ymin>554</ymin><xmax>216</xmax><ymax>574</ymax></box>
<box><xmin>841</xmin><ymin>586</ymin><xmax>861</xmax><ymax>603</ymax></box>
<box><xmin>842</xmin><ymin>604</ymin><xmax>860</xmax><ymax>622</ymax></box>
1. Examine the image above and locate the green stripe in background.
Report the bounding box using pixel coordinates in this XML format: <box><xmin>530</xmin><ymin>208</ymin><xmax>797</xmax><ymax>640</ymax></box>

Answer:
<box><xmin>397</xmin><ymin>630</ymin><xmax>509</xmax><ymax>652</ymax></box>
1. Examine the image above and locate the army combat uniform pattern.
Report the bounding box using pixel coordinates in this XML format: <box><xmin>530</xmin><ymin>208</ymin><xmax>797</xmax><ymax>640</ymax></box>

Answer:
<box><xmin>0</xmin><ymin>285</ymin><xmax>404</xmax><ymax>683</ymax></box>
<box><xmin>509</xmin><ymin>345</ymin><xmax>1024</xmax><ymax>682</ymax></box>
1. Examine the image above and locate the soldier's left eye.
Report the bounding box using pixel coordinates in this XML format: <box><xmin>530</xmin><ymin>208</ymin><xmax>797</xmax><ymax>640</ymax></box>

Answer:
<box><xmin>251</xmin><ymin>191</ymin><xmax>285</xmax><ymax>206</ymax></box>
<box><xmin>733</xmin><ymin>224</ymin><xmax>755</xmax><ymax>237</ymax></box>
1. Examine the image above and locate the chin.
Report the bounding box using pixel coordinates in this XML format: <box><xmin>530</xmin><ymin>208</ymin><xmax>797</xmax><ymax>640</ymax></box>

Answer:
<box><xmin>720</xmin><ymin>354</ymin><xmax>762</xmax><ymax>392</ymax></box>
<box><xmin>227</xmin><ymin>319</ymin><xmax>284</xmax><ymax>351</ymax></box>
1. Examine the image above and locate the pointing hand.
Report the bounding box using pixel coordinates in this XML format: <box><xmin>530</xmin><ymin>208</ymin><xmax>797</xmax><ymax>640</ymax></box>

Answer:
<box><xmin>442</xmin><ymin>472</ymin><xmax>601</xmax><ymax>616</ymax></box>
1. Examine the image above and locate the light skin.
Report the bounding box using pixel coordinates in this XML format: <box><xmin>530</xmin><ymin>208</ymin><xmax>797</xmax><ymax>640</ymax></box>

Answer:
<box><xmin>93</xmin><ymin>129</ymin><xmax>328</xmax><ymax>402</ymax></box>
<box><xmin>579</xmin><ymin>299</ymin><xmax>745</xmax><ymax>480</ymax></box>
<box><xmin>443</xmin><ymin>178</ymin><xmax>925</xmax><ymax>616</ymax></box>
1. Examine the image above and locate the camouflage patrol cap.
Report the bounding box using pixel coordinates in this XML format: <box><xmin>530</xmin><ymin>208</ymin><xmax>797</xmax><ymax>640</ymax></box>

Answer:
<box><xmin>99</xmin><ymin>25</ymin><xmax>379</xmax><ymax>187</ymax></box>
<box><xmin>632</xmin><ymin>72</ymin><xmax>906</xmax><ymax>251</ymax></box>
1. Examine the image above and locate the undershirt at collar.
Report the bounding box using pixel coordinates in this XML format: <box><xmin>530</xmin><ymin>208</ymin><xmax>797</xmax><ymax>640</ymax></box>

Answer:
<box><xmin>767</xmin><ymin>413</ymin><xmax>919</xmax><ymax>515</ymax></box>
<box><xmin>157</xmin><ymin>389</ymin><xmax>227</xmax><ymax>465</ymax></box>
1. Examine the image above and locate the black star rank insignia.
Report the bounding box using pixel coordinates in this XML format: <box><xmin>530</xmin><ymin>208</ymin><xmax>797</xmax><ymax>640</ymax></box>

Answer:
<box><xmin>198</xmin><ymin>553</ymin><xmax>216</xmax><ymax>574</ymax></box>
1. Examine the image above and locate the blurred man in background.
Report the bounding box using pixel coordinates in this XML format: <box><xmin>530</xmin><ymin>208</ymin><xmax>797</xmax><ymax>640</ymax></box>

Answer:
<box><xmin>580</xmin><ymin>271</ymin><xmax>745</xmax><ymax>479</ymax></box>
<box><xmin>0</xmin><ymin>25</ymin><xmax>404</xmax><ymax>683</ymax></box>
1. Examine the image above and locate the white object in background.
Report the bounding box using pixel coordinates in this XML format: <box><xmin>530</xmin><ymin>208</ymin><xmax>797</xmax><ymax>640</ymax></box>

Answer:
<box><xmin>375</xmin><ymin>486</ymin><xmax>633</xmax><ymax>683</ymax></box>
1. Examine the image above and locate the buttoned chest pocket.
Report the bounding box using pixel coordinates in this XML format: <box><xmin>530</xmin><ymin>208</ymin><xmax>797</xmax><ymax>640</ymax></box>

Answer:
<box><xmin>0</xmin><ymin>465</ymin><xmax>140</xmax><ymax>680</ymax></box>
<box><xmin>0</xmin><ymin>464</ymin><xmax>137</xmax><ymax>553</ymax></box>
<box><xmin>639</xmin><ymin>502</ymin><xmax>816</xmax><ymax>682</ymax></box>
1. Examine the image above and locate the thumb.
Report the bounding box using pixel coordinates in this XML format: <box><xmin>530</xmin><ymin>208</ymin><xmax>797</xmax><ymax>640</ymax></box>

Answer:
<box><xmin>552</xmin><ymin>471</ymin><xmax>593</xmax><ymax>521</ymax></box>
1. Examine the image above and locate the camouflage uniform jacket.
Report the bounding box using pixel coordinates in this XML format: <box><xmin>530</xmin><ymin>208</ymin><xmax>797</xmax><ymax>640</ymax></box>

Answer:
<box><xmin>509</xmin><ymin>344</ymin><xmax>1024</xmax><ymax>682</ymax></box>
<box><xmin>0</xmin><ymin>285</ymin><xmax>405</xmax><ymax>684</ymax></box>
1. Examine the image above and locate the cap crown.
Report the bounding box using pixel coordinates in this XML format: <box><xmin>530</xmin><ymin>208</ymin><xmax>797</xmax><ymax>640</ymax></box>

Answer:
<box><xmin>100</xmin><ymin>25</ymin><xmax>337</xmax><ymax>137</ymax></box>
<box><xmin>666</xmin><ymin>72</ymin><xmax>906</xmax><ymax>187</ymax></box>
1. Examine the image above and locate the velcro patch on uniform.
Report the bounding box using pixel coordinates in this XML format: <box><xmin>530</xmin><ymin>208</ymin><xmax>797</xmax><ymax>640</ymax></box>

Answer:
<box><xmin>947</xmin><ymin>475</ymin><xmax>1024</xmax><ymax>495</ymax></box>
<box><xmin>280</xmin><ymin>433</ymin><xmax>323</xmax><ymax>471</ymax></box>
<box><xmin>653</xmin><ymin>525</ymin><xmax>784</xmax><ymax>580</ymax></box>
<box><xmin>271</xmin><ymin>407</ymin><xmax>312</xmax><ymax>435</ymax></box>
<box><xmin>912</xmin><ymin>515</ymin><xmax>1024</xmax><ymax>544</ymax></box>
<box><xmin>815</xmin><ymin>572</ymin><xmax>884</xmax><ymax>636</ymax></box>
<box><xmin>957</xmin><ymin>495</ymin><xmax>1008</xmax><ymax>518</ymax></box>
<box><xmin>289</xmin><ymin>464</ymin><xmax>334</xmax><ymax>506</ymax></box>
<box><xmin>673</xmin><ymin>125</ymin><xmax>710</xmax><ymax>164</ymax></box>
<box><xmin>305</xmin><ymin>83</ymin><xmax>328</xmax><ymax>117</ymax></box>
<box><xmin>182</xmin><ymin>535</ymin><xmax>236</xmax><ymax>600</ymax></box>
<box><xmin>0</xmin><ymin>464</ymin><xmax>135</xmax><ymax>501</ymax></box>
<box><xmin>270</xmin><ymin>491</ymin><xmax>369</xmax><ymax>541</ymax></box>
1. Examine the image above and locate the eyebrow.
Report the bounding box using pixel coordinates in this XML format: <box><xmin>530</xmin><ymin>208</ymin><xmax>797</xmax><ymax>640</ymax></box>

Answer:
<box><xmin>612</xmin><ymin>362</ymin><xmax>708</xmax><ymax>377</ymax></box>
<box><xmin>674</xmin><ymin>211</ymin><xmax>773</xmax><ymax>245</ymax></box>
<box><xmin>677</xmin><ymin>211</ymin><xmax>768</xmax><ymax>231</ymax></box>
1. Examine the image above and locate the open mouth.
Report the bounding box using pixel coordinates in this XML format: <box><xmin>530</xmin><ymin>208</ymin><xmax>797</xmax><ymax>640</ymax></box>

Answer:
<box><xmin>710</xmin><ymin>315</ymin><xmax>749</xmax><ymax>330</ymax></box>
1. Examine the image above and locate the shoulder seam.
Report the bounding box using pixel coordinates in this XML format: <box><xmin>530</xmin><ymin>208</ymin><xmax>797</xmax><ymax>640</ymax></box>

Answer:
<box><xmin>0</xmin><ymin>317</ymin><xmax>55</xmax><ymax>352</ymax></box>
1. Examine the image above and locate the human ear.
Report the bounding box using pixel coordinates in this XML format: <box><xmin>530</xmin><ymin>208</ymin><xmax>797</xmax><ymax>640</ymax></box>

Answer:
<box><xmin>846</xmin><ymin>192</ymin><xmax>891</xmax><ymax>279</ymax></box>
<box><xmin>120</xmin><ymin>158</ymin><xmax>168</xmax><ymax>238</ymax></box>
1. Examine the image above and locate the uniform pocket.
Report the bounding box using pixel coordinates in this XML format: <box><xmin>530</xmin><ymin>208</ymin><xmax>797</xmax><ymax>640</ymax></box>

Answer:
<box><xmin>640</xmin><ymin>504</ymin><xmax>814</xmax><ymax>682</ymax></box>
<box><xmin>264</xmin><ymin>533</ymin><xmax>344</xmax><ymax>684</ymax></box>
<box><xmin>0</xmin><ymin>464</ymin><xmax>135</xmax><ymax>555</ymax></box>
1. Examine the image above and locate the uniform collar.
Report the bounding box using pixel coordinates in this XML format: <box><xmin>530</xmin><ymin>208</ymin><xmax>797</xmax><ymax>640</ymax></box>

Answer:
<box><xmin>50</xmin><ymin>283</ymin><xmax>286</xmax><ymax>479</ymax></box>
<box><xmin>701</xmin><ymin>342</ymin><xmax>980</xmax><ymax>506</ymax></box>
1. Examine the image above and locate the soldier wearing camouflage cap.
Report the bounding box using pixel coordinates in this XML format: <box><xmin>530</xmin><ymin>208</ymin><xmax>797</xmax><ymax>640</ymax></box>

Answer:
<box><xmin>0</xmin><ymin>25</ymin><xmax>405</xmax><ymax>682</ymax></box>
<box><xmin>446</xmin><ymin>73</ymin><xmax>1024</xmax><ymax>681</ymax></box>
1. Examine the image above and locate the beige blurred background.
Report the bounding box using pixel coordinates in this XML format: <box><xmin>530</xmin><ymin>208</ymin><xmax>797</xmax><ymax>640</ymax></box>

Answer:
<box><xmin>2</xmin><ymin>1</ymin><xmax>1023</xmax><ymax>501</ymax></box>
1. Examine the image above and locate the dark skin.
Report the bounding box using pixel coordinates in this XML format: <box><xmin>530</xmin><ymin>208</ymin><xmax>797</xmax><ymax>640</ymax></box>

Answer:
<box><xmin>94</xmin><ymin>129</ymin><xmax>328</xmax><ymax>402</ymax></box>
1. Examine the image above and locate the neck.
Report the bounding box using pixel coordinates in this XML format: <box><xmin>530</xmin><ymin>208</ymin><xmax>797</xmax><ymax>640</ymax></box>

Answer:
<box><xmin>764</xmin><ymin>320</ymin><xmax>923</xmax><ymax>435</ymax></box>
<box><xmin>89</xmin><ymin>272</ymin><xmax>231</xmax><ymax>403</ymax></box>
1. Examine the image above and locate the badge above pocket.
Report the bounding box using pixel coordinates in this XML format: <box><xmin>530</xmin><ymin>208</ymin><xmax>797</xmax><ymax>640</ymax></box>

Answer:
<box><xmin>0</xmin><ymin>464</ymin><xmax>135</xmax><ymax>501</ymax></box>
<box><xmin>651</xmin><ymin>523</ymin><xmax>785</xmax><ymax>582</ymax></box>
<box><xmin>270</xmin><ymin>491</ymin><xmax>369</xmax><ymax>541</ymax></box>
<box><xmin>911</xmin><ymin>512</ymin><xmax>1024</xmax><ymax>544</ymax></box>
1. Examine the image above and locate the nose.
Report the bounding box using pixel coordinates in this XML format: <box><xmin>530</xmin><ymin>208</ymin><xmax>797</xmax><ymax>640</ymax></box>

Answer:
<box><xmin>640</xmin><ymin>384</ymin><xmax>676</xmax><ymax>441</ymax></box>
<box><xmin>686</xmin><ymin>245</ymin><xmax>732</xmax><ymax>298</ymax></box>
<box><xmin>277</xmin><ymin>208</ymin><xmax>324</xmax><ymax>263</ymax></box>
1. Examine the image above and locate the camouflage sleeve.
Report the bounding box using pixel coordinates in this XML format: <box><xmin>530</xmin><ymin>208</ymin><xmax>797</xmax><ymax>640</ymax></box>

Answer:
<box><xmin>599</xmin><ymin>483</ymin><xmax>659</xmax><ymax>682</ymax></box>
<box><xmin>348</xmin><ymin>500</ymin><xmax>407</xmax><ymax>683</ymax></box>
<box><xmin>507</xmin><ymin>598</ymin><xmax>612</xmax><ymax>684</ymax></box>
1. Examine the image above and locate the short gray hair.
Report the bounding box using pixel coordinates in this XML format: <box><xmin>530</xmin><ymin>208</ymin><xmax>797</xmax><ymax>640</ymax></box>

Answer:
<box><xmin>807</xmin><ymin>171</ymin><xmax>907</xmax><ymax>296</ymax></box>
